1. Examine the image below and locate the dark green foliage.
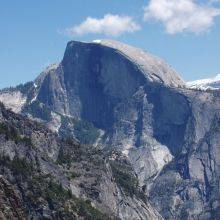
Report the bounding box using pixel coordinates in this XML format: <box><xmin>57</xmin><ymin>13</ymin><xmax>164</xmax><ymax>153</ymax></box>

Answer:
<box><xmin>0</xmin><ymin>82</ymin><xmax>33</xmax><ymax>94</ymax></box>
<box><xmin>24</xmin><ymin>100</ymin><xmax>52</xmax><ymax>121</ymax></box>
<box><xmin>56</xmin><ymin>150</ymin><xmax>73</xmax><ymax>166</ymax></box>
<box><xmin>0</xmin><ymin>122</ymin><xmax>33</xmax><ymax>146</ymax></box>
<box><xmin>10</xmin><ymin>156</ymin><xmax>34</xmax><ymax>176</ymax></box>
<box><xmin>0</xmin><ymin>101</ymin><xmax>4</xmax><ymax>107</ymax></box>
<box><xmin>75</xmin><ymin>197</ymin><xmax>110</xmax><ymax>220</ymax></box>
<box><xmin>0</xmin><ymin>122</ymin><xmax>12</xmax><ymax>137</ymax></box>
<box><xmin>59</xmin><ymin>116</ymin><xmax>100</xmax><ymax>145</ymax></box>
<box><xmin>67</xmin><ymin>172</ymin><xmax>80</xmax><ymax>180</ymax></box>
<box><xmin>20</xmin><ymin>136</ymin><xmax>33</xmax><ymax>146</ymax></box>
<box><xmin>29</xmin><ymin>173</ymin><xmax>73</xmax><ymax>205</ymax></box>
<box><xmin>110</xmin><ymin>160</ymin><xmax>139</xmax><ymax>196</ymax></box>
<box><xmin>16</xmin><ymin>82</ymin><xmax>34</xmax><ymax>94</ymax></box>
<box><xmin>0</xmin><ymin>154</ymin><xmax>10</xmax><ymax>165</ymax></box>
<box><xmin>29</xmin><ymin>173</ymin><xmax>110</xmax><ymax>219</ymax></box>
<box><xmin>74</xmin><ymin>120</ymin><xmax>100</xmax><ymax>145</ymax></box>
<box><xmin>0</xmin><ymin>155</ymin><xmax>34</xmax><ymax>176</ymax></box>
<box><xmin>45</xmin><ymin>181</ymin><xmax>72</xmax><ymax>202</ymax></box>
<box><xmin>0</xmin><ymin>105</ymin><xmax>110</xmax><ymax>219</ymax></box>
<box><xmin>63</xmin><ymin>137</ymin><xmax>76</xmax><ymax>146</ymax></box>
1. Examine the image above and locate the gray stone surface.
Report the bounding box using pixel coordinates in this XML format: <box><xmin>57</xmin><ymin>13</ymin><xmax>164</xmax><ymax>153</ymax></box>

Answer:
<box><xmin>0</xmin><ymin>40</ymin><xmax>219</xmax><ymax>219</ymax></box>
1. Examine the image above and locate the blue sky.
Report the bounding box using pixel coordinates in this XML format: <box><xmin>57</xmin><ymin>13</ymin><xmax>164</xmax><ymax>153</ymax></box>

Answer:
<box><xmin>1</xmin><ymin>0</ymin><xmax>220</xmax><ymax>89</ymax></box>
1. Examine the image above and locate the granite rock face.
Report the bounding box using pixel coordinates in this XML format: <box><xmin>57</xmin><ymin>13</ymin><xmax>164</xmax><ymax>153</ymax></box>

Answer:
<box><xmin>0</xmin><ymin>40</ymin><xmax>219</xmax><ymax>219</ymax></box>
<box><xmin>0</xmin><ymin>103</ymin><xmax>161</xmax><ymax>220</ymax></box>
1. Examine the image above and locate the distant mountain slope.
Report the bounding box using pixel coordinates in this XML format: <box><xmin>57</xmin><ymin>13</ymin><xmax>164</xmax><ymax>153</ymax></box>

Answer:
<box><xmin>0</xmin><ymin>103</ymin><xmax>161</xmax><ymax>219</ymax></box>
<box><xmin>187</xmin><ymin>74</ymin><xmax>220</xmax><ymax>90</ymax></box>
<box><xmin>0</xmin><ymin>40</ymin><xmax>219</xmax><ymax>219</ymax></box>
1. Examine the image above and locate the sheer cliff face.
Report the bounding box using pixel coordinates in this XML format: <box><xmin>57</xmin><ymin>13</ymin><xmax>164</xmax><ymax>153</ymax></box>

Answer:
<box><xmin>26</xmin><ymin>41</ymin><xmax>189</xmax><ymax>188</ymax></box>
<box><xmin>28</xmin><ymin>41</ymin><xmax>190</xmax><ymax>185</ymax></box>
<box><xmin>0</xmin><ymin>40</ymin><xmax>219</xmax><ymax>219</ymax></box>
<box><xmin>34</xmin><ymin>40</ymin><xmax>184</xmax><ymax>128</ymax></box>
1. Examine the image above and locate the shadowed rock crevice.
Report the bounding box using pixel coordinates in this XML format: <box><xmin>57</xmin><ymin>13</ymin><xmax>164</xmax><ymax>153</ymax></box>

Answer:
<box><xmin>144</xmin><ymin>85</ymin><xmax>191</xmax><ymax>155</ymax></box>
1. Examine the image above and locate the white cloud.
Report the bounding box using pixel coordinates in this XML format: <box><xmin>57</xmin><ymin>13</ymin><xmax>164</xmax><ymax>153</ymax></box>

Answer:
<box><xmin>143</xmin><ymin>0</ymin><xmax>220</xmax><ymax>34</ymax></box>
<box><xmin>65</xmin><ymin>14</ymin><xmax>140</xmax><ymax>37</ymax></box>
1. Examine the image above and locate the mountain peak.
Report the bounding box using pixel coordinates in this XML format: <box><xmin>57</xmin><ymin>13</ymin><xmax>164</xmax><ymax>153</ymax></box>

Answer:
<box><xmin>66</xmin><ymin>39</ymin><xmax>185</xmax><ymax>88</ymax></box>
<box><xmin>0</xmin><ymin>39</ymin><xmax>220</xmax><ymax>220</ymax></box>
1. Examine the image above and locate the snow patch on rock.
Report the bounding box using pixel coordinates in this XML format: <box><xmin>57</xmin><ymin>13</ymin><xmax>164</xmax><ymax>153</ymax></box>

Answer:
<box><xmin>30</xmin><ymin>95</ymin><xmax>37</xmax><ymax>104</ymax></box>
<box><xmin>187</xmin><ymin>74</ymin><xmax>220</xmax><ymax>90</ymax></box>
<box><xmin>93</xmin><ymin>39</ymin><xmax>101</xmax><ymax>44</ymax></box>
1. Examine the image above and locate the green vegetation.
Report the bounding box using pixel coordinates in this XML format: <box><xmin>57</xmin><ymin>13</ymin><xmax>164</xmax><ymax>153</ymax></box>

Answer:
<box><xmin>74</xmin><ymin>197</ymin><xmax>110</xmax><ymax>220</ymax></box>
<box><xmin>11</xmin><ymin>156</ymin><xmax>34</xmax><ymax>176</ymax></box>
<box><xmin>74</xmin><ymin>120</ymin><xmax>100</xmax><ymax>145</ymax></box>
<box><xmin>28</xmin><ymin>174</ymin><xmax>73</xmax><ymax>207</ymax></box>
<box><xmin>16</xmin><ymin>81</ymin><xmax>33</xmax><ymax>94</ymax></box>
<box><xmin>110</xmin><ymin>160</ymin><xmax>139</xmax><ymax>196</ymax></box>
<box><xmin>67</xmin><ymin>171</ymin><xmax>80</xmax><ymax>180</ymax></box>
<box><xmin>0</xmin><ymin>155</ymin><xmax>34</xmax><ymax>176</ymax></box>
<box><xmin>20</xmin><ymin>136</ymin><xmax>33</xmax><ymax>146</ymax></box>
<box><xmin>0</xmin><ymin>82</ymin><xmax>33</xmax><ymax>94</ymax></box>
<box><xmin>56</xmin><ymin>150</ymin><xmax>73</xmax><ymax>166</ymax></box>
<box><xmin>24</xmin><ymin>100</ymin><xmax>52</xmax><ymax>121</ymax></box>
<box><xmin>0</xmin><ymin>152</ymin><xmax>110</xmax><ymax>219</ymax></box>
<box><xmin>29</xmin><ymin>173</ymin><xmax>110</xmax><ymax>220</ymax></box>
<box><xmin>63</xmin><ymin>137</ymin><xmax>76</xmax><ymax>145</ymax></box>
<box><xmin>0</xmin><ymin>154</ymin><xmax>110</xmax><ymax>219</ymax></box>
<box><xmin>0</xmin><ymin>122</ymin><xmax>33</xmax><ymax>146</ymax></box>
<box><xmin>0</xmin><ymin>102</ymin><xmax>5</xmax><ymax>108</ymax></box>
<box><xmin>60</xmin><ymin>116</ymin><xmax>100</xmax><ymax>145</ymax></box>
<box><xmin>45</xmin><ymin>181</ymin><xmax>72</xmax><ymax>202</ymax></box>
